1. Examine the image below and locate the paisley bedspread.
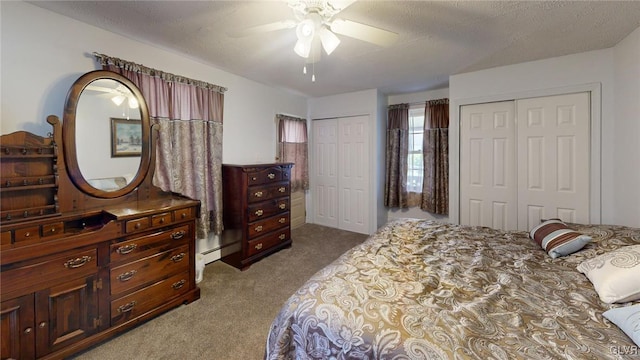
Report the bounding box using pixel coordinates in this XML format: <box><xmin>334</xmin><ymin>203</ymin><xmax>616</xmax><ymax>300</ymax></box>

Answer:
<box><xmin>265</xmin><ymin>219</ymin><xmax>640</xmax><ymax>360</ymax></box>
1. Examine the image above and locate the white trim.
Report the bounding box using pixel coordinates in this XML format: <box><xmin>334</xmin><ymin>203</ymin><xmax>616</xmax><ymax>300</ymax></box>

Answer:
<box><xmin>450</xmin><ymin>83</ymin><xmax>602</xmax><ymax>225</ymax></box>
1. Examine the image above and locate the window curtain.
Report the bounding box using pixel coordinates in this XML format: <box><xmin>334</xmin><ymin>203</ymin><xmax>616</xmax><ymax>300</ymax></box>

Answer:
<box><xmin>95</xmin><ymin>53</ymin><xmax>227</xmax><ymax>238</ymax></box>
<box><xmin>277</xmin><ymin>114</ymin><xmax>309</xmax><ymax>192</ymax></box>
<box><xmin>421</xmin><ymin>98</ymin><xmax>449</xmax><ymax>214</ymax></box>
<box><xmin>384</xmin><ymin>103</ymin><xmax>409</xmax><ymax>208</ymax></box>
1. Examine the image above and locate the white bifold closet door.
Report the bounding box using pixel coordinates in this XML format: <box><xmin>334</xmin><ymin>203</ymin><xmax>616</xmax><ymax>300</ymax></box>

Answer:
<box><xmin>312</xmin><ymin>116</ymin><xmax>370</xmax><ymax>234</ymax></box>
<box><xmin>460</xmin><ymin>92</ymin><xmax>590</xmax><ymax>231</ymax></box>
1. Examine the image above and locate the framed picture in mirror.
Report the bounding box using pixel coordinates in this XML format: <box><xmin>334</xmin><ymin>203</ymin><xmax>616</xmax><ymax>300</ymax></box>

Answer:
<box><xmin>111</xmin><ymin>118</ymin><xmax>142</xmax><ymax>157</ymax></box>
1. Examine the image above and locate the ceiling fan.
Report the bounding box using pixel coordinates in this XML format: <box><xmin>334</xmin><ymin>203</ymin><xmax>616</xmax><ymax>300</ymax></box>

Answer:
<box><xmin>230</xmin><ymin>0</ymin><xmax>398</xmax><ymax>61</ymax></box>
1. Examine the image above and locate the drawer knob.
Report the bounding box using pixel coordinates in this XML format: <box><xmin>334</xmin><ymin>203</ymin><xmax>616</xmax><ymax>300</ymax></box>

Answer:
<box><xmin>278</xmin><ymin>187</ymin><xmax>286</xmax><ymax>193</ymax></box>
<box><xmin>39</xmin><ymin>322</ymin><xmax>46</xmax><ymax>328</ymax></box>
<box><xmin>255</xmin><ymin>209</ymin><xmax>264</xmax><ymax>216</ymax></box>
<box><xmin>255</xmin><ymin>225</ymin><xmax>263</xmax><ymax>232</ymax></box>
<box><xmin>279</xmin><ymin>203</ymin><xmax>286</xmax><ymax>210</ymax></box>
<box><xmin>171</xmin><ymin>230</ymin><xmax>186</xmax><ymax>240</ymax></box>
<box><xmin>171</xmin><ymin>253</ymin><xmax>186</xmax><ymax>262</ymax></box>
<box><xmin>254</xmin><ymin>191</ymin><xmax>263</xmax><ymax>198</ymax></box>
<box><xmin>255</xmin><ymin>243</ymin><xmax>263</xmax><ymax>250</ymax></box>
<box><xmin>268</xmin><ymin>173</ymin><xmax>275</xmax><ymax>179</ymax></box>
<box><xmin>172</xmin><ymin>279</ymin><xmax>186</xmax><ymax>290</ymax></box>
<box><xmin>117</xmin><ymin>301</ymin><xmax>137</xmax><ymax>313</ymax></box>
<box><xmin>24</xmin><ymin>327</ymin><xmax>33</xmax><ymax>334</ymax></box>
<box><xmin>117</xmin><ymin>270</ymin><xmax>137</xmax><ymax>282</ymax></box>
<box><xmin>50</xmin><ymin>227</ymin><xmax>56</xmax><ymax>233</ymax></box>
<box><xmin>279</xmin><ymin>218</ymin><xmax>286</xmax><ymax>224</ymax></box>
<box><xmin>279</xmin><ymin>233</ymin><xmax>286</xmax><ymax>240</ymax></box>
<box><xmin>159</xmin><ymin>218</ymin><xmax>166</xmax><ymax>224</ymax></box>
<box><xmin>251</xmin><ymin>176</ymin><xmax>257</xmax><ymax>181</ymax></box>
<box><xmin>116</xmin><ymin>243</ymin><xmax>137</xmax><ymax>255</ymax></box>
<box><xmin>180</xmin><ymin>212</ymin><xmax>187</xmax><ymax>219</ymax></box>
<box><xmin>64</xmin><ymin>255</ymin><xmax>92</xmax><ymax>269</ymax></box>
<box><xmin>24</xmin><ymin>232</ymin><xmax>31</xmax><ymax>237</ymax></box>
<box><xmin>135</xmin><ymin>223</ymin><xmax>141</xmax><ymax>229</ymax></box>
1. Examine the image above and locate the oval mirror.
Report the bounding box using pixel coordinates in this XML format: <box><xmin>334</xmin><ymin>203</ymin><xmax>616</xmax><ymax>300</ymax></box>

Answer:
<box><xmin>63</xmin><ymin>70</ymin><xmax>151</xmax><ymax>198</ymax></box>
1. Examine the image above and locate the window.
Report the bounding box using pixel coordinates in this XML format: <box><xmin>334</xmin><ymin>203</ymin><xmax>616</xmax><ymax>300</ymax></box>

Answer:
<box><xmin>407</xmin><ymin>107</ymin><xmax>424</xmax><ymax>193</ymax></box>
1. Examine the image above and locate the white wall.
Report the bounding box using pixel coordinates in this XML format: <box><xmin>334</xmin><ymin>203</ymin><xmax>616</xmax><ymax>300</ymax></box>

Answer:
<box><xmin>1</xmin><ymin>2</ymin><xmax>307</xmax><ymax>261</ymax></box>
<box><xmin>386</xmin><ymin>88</ymin><xmax>451</xmax><ymax>222</ymax></box>
<box><xmin>307</xmin><ymin>89</ymin><xmax>385</xmax><ymax>233</ymax></box>
<box><xmin>613</xmin><ymin>26</ymin><xmax>640</xmax><ymax>227</ymax></box>
<box><xmin>450</xmin><ymin>28</ymin><xmax>640</xmax><ymax>227</ymax></box>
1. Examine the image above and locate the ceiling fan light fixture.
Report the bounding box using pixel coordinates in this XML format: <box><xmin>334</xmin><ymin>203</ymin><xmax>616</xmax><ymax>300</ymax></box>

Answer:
<box><xmin>294</xmin><ymin>38</ymin><xmax>312</xmax><ymax>58</ymax></box>
<box><xmin>111</xmin><ymin>95</ymin><xmax>125</xmax><ymax>106</ymax></box>
<box><xmin>319</xmin><ymin>27</ymin><xmax>340</xmax><ymax>55</ymax></box>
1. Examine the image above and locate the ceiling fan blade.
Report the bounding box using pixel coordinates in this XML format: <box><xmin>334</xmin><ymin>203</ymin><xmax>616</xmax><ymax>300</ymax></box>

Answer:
<box><xmin>228</xmin><ymin>20</ymin><xmax>297</xmax><ymax>38</ymax></box>
<box><xmin>330</xmin><ymin>19</ymin><xmax>397</xmax><ymax>47</ymax></box>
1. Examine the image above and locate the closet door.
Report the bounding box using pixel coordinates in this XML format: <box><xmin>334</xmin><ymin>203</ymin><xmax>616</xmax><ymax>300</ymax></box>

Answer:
<box><xmin>338</xmin><ymin>116</ymin><xmax>369</xmax><ymax>234</ymax></box>
<box><xmin>312</xmin><ymin>119</ymin><xmax>339</xmax><ymax>228</ymax></box>
<box><xmin>460</xmin><ymin>101</ymin><xmax>517</xmax><ymax>230</ymax></box>
<box><xmin>517</xmin><ymin>92</ymin><xmax>590</xmax><ymax>229</ymax></box>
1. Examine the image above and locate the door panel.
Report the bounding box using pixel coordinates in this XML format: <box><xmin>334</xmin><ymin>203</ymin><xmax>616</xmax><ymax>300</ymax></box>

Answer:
<box><xmin>312</xmin><ymin>119</ymin><xmax>338</xmax><ymax>228</ymax></box>
<box><xmin>460</xmin><ymin>101</ymin><xmax>517</xmax><ymax>230</ymax></box>
<box><xmin>516</xmin><ymin>92</ymin><xmax>590</xmax><ymax>229</ymax></box>
<box><xmin>337</xmin><ymin>116</ymin><xmax>369</xmax><ymax>234</ymax></box>
<box><xmin>1</xmin><ymin>295</ymin><xmax>35</xmax><ymax>360</ymax></box>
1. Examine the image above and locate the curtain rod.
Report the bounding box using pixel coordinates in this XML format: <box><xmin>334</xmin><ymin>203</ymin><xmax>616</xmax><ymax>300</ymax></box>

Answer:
<box><xmin>388</xmin><ymin>98</ymin><xmax>449</xmax><ymax>108</ymax></box>
<box><xmin>93</xmin><ymin>52</ymin><xmax>227</xmax><ymax>93</ymax></box>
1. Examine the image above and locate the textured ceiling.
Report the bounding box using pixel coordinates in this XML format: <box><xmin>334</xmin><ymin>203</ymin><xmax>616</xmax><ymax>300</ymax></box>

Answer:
<box><xmin>30</xmin><ymin>1</ymin><xmax>640</xmax><ymax>97</ymax></box>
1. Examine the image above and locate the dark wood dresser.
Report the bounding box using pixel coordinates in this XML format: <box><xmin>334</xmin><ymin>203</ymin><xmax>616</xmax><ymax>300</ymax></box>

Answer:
<box><xmin>221</xmin><ymin>163</ymin><xmax>293</xmax><ymax>270</ymax></box>
<box><xmin>0</xmin><ymin>71</ymin><xmax>200</xmax><ymax>359</ymax></box>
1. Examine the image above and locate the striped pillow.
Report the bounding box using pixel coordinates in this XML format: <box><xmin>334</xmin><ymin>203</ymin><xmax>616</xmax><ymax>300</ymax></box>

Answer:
<box><xmin>529</xmin><ymin>219</ymin><xmax>592</xmax><ymax>258</ymax></box>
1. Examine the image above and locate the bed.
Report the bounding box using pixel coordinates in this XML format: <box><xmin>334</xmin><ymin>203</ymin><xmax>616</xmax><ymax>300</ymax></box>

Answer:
<box><xmin>265</xmin><ymin>218</ymin><xmax>640</xmax><ymax>359</ymax></box>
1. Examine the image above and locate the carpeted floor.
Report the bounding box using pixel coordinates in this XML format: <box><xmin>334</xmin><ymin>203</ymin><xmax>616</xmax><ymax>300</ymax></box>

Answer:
<box><xmin>72</xmin><ymin>223</ymin><xmax>368</xmax><ymax>360</ymax></box>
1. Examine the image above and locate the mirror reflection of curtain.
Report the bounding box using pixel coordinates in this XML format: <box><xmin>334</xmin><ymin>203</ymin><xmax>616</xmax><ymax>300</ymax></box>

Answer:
<box><xmin>421</xmin><ymin>98</ymin><xmax>449</xmax><ymax>215</ymax></box>
<box><xmin>276</xmin><ymin>114</ymin><xmax>309</xmax><ymax>192</ymax></box>
<box><xmin>384</xmin><ymin>104</ymin><xmax>409</xmax><ymax>208</ymax></box>
<box><xmin>95</xmin><ymin>54</ymin><xmax>226</xmax><ymax>238</ymax></box>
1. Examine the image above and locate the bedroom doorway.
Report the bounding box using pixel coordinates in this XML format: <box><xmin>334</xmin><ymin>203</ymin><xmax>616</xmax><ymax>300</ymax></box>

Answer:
<box><xmin>460</xmin><ymin>92</ymin><xmax>590</xmax><ymax>231</ymax></box>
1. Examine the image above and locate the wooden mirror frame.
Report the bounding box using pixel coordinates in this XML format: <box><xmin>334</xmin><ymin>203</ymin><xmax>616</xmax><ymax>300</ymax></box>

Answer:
<box><xmin>63</xmin><ymin>70</ymin><xmax>151</xmax><ymax>198</ymax></box>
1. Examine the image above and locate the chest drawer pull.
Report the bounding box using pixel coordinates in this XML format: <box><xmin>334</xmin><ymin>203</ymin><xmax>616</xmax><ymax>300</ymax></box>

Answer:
<box><xmin>172</xmin><ymin>279</ymin><xmax>186</xmax><ymax>290</ymax></box>
<box><xmin>278</xmin><ymin>217</ymin><xmax>286</xmax><ymax>224</ymax></box>
<box><xmin>255</xmin><ymin>209</ymin><xmax>264</xmax><ymax>216</ymax></box>
<box><xmin>278</xmin><ymin>187</ymin><xmax>286</xmax><ymax>193</ymax></box>
<box><xmin>268</xmin><ymin>173</ymin><xmax>275</xmax><ymax>179</ymax></box>
<box><xmin>116</xmin><ymin>244</ymin><xmax>138</xmax><ymax>255</ymax></box>
<box><xmin>117</xmin><ymin>301</ymin><xmax>137</xmax><ymax>313</ymax></box>
<box><xmin>254</xmin><ymin>191</ymin><xmax>263</xmax><ymax>198</ymax></box>
<box><xmin>279</xmin><ymin>233</ymin><xmax>286</xmax><ymax>240</ymax></box>
<box><xmin>255</xmin><ymin>225</ymin><xmax>263</xmax><ymax>232</ymax></box>
<box><xmin>279</xmin><ymin>203</ymin><xmax>286</xmax><ymax>210</ymax></box>
<box><xmin>171</xmin><ymin>253</ymin><xmax>186</xmax><ymax>262</ymax></box>
<box><xmin>255</xmin><ymin>243</ymin><xmax>263</xmax><ymax>250</ymax></box>
<box><xmin>64</xmin><ymin>255</ymin><xmax>92</xmax><ymax>269</ymax></box>
<box><xmin>170</xmin><ymin>230</ymin><xmax>186</xmax><ymax>240</ymax></box>
<box><xmin>117</xmin><ymin>270</ymin><xmax>137</xmax><ymax>282</ymax></box>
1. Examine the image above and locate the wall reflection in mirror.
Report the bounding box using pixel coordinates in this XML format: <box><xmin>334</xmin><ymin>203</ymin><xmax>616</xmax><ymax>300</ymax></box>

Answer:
<box><xmin>76</xmin><ymin>79</ymin><xmax>141</xmax><ymax>191</ymax></box>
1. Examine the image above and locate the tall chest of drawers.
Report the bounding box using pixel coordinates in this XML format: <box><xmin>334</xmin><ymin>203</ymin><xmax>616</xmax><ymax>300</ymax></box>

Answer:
<box><xmin>221</xmin><ymin>163</ymin><xmax>293</xmax><ymax>270</ymax></box>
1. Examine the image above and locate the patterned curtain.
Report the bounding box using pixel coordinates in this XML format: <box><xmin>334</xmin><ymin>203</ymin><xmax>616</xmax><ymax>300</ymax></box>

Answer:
<box><xmin>384</xmin><ymin>104</ymin><xmax>409</xmax><ymax>208</ymax></box>
<box><xmin>95</xmin><ymin>53</ymin><xmax>226</xmax><ymax>238</ymax></box>
<box><xmin>277</xmin><ymin>114</ymin><xmax>309</xmax><ymax>192</ymax></box>
<box><xmin>421</xmin><ymin>98</ymin><xmax>449</xmax><ymax>214</ymax></box>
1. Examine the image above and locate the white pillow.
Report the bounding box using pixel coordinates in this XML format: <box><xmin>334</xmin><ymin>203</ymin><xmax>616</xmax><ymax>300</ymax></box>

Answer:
<box><xmin>603</xmin><ymin>304</ymin><xmax>640</xmax><ymax>346</ymax></box>
<box><xmin>577</xmin><ymin>245</ymin><xmax>640</xmax><ymax>303</ymax></box>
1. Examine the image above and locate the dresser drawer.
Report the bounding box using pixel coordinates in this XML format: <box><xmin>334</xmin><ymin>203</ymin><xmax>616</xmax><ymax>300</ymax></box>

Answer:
<box><xmin>247</xmin><ymin>198</ymin><xmax>289</xmax><ymax>222</ymax></box>
<box><xmin>1</xmin><ymin>247</ymin><xmax>98</xmax><ymax>294</ymax></box>
<box><xmin>125</xmin><ymin>217</ymin><xmax>150</xmax><ymax>233</ymax></box>
<box><xmin>247</xmin><ymin>166</ymin><xmax>290</xmax><ymax>186</ymax></box>
<box><xmin>110</xmin><ymin>225</ymin><xmax>190</xmax><ymax>264</ymax></box>
<box><xmin>151</xmin><ymin>212</ymin><xmax>172</xmax><ymax>227</ymax></box>
<box><xmin>110</xmin><ymin>244</ymin><xmax>190</xmax><ymax>295</ymax></box>
<box><xmin>41</xmin><ymin>221</ymin><xmax>64</xmax><ymax>238</ymax></box>
<box><xmin>110</xmin><ymin>271</ymin><xmax>191</xmax><ymax>326</ymax></box>
<box><xmin>247</xmin><ymin>182</ymin><xmax>290</xmax><ymax>203</ymax></box>
<box><xmin>247</xmin><ymin>228</ymin><xmax>290</xmax><ymax>257</ymax></box>
<box><xmin>247</xmin><ymin>213</ymin><xmax>290</xmax><ymax>239</ymax></box>
<box><xmin>174</xmin><ymin>207</ymin><xmax>194</xmax><ymax>222</ymax></box>
<box><xmin>1</xmin><ymin>231</ymin><xmax>11</xmax><ymax>247</ymax></box>
<box><xmin>14</xmin><ymin>226</ymin><xmax>41</xmax><ymax>243</ymax></box>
